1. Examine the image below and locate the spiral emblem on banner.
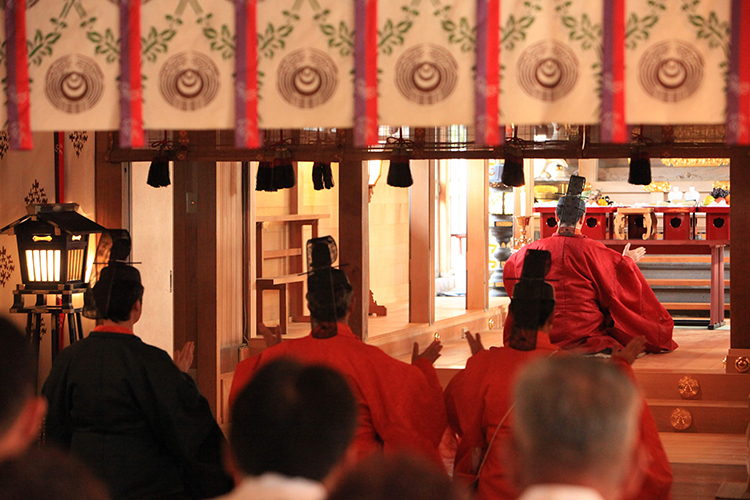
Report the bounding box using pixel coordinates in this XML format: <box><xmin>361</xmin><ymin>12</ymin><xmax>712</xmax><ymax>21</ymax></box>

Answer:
<box><xmin>517</xmin><ymin>41</ymin><xmax>579</xmax><ymax>102</ymax></box>
<box><xmin>639</xmin><ymin>40</ymin><xmax>703</xmax><ymax>102</ymax></box>
<box><xmin>44</xmin><ymin>55</ymin><xmax>104</xmax><ymax>114</ymax></box>
<box><xmin>394</xmin><ymin>44</ymin><xmax>458</xmax><ymax>105</ymax></box>
<box><xmin>159</xmin><ymin>51</ymin><xmax>220</xmax><ymax>111</ymax></box>
<box><xmin>277</xmin><ymin>49</ymin><xmax>338</xmax><ymax>108</ymax></box>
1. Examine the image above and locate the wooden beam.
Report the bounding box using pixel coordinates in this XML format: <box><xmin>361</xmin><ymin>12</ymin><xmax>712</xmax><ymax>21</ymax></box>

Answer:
<box><xmin>339</xmin><ymin>159</ymin><xmax>369</xmax><ymax>340</ymax></box>
<box><xmin>94</xmin><ymin>132</ymin><xmax>122</xmax><ymax>229</ymax></box>
<box><xmin>173</xmin><ymin>160</ymin><xmax>220</xmax><ymax>415</ymax></box>
<box><xmin>466</xmin><ymin>159</ymin><xmax>489</xmax><ymax>311</ymax></box>
<box><xmin>409</xmin><ymin>159</ymin><xmax>435</xmax><ymax>324</ymax></box>
<box><xmin>730</xmin><ymin>149</ymin><xmax>750</xmax><ymax>349</ymax></box>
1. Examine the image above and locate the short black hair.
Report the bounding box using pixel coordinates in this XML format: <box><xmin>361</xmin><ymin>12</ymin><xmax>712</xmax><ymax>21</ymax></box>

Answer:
<box><xmin>0</xmin><ymin>448</ymin><xmax>110</xmax><ymax>500</ymax></box>
<box><xmin>92</xmin><ymin>264</ymin><xmax>144</xmax><ymax>322</ymax></box>
<box><xmin>328</xmin><ymin>454</ymin><xmax>465</xmax><ymax>500</ymax></box>
<box><xmin>0</xmin><ymin>317</ymin><xmax>35</xmax><ymax>435</ymax></box>
<box><xmin>230</xmin><ymin>358</ymin><xmax>357</xmax><ymax>481</ymax></box>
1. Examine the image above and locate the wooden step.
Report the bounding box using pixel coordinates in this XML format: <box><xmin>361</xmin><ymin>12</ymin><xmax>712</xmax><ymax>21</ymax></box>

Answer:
<box><xmin>648</xmin><ymin>403</ymin><xmax>747</xmax><ymax>434</ymax></box>
<box><xmin>662</xmin><ymin>302</ymin><xmax>730</xmax><ymax>311</ymax></box>
<box><xmin>648</xmin><ymin>279</ymin><xmax>730</xmax><ymax>287</ymax></box>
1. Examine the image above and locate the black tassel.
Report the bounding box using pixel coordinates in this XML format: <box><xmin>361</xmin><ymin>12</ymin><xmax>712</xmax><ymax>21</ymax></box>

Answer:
<box><xmin>501</xmin><ymin>151</ymin><xmax>525</xmax><ymax>187</ymax></box>
<box><xmin>147</xmin><ymin>155</ymin><xmax>171</xmax><ymax>188</ymax></box>
<box><xmin>322</xmin><ymin>162</ymin><xmax>334</xmax><ymax>189</ymax></box>
<box><xmin>272</xmin><ymin>148</ymin><xmax>295</xmax><ymax>190</ymax></box>
<box><xmin>256</xmin><ymin>161</ymin><xmax>274</xmax><ymax>191</ymax></box>
<box><xmin>312</xmin><ymin>162</ymin><xmax>325</xmax><ymax>190</ymax></box>
<box><xmin>386</xmin><ymin>147</ymin><xmax>413</xmax><ymax>188</ymax></box>
<box><xmin>628</xmin><ymin>150</ymin><xmax>652</xmax><ymax>185</ymax></box>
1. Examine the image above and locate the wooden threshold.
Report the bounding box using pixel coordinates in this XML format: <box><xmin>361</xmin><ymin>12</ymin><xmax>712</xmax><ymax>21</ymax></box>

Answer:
<box><xmin>648</xmin><ymin>279</ymin><xmax>730</xmax><ymax>287</ymax></box>
<box><xmin>663</xmin><ymin>302</ymin><xmax>731</xmax><ymax>311</ymax></box>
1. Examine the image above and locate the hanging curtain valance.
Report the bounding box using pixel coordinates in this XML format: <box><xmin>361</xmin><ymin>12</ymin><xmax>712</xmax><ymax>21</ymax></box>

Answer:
<box><xmin>0</xmin><ymin>0</ymin><xmax>745</xmax><ymax>149</ymax></box>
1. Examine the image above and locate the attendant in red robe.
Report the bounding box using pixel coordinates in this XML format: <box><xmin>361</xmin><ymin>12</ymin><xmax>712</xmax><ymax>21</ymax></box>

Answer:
<box><xmin>503</xmin><ymin>175</ymin><xmax>676</xmax><ymax>354</ymax></box>
<box><xmin>446</xmin><ymin>250</ymin><xmax>672</xmax><ymax>500</ymax></box>
<box><xmin>230</xmin><ymin>248</ymin><xmax>446</xmax><ymax>464</ymax></box>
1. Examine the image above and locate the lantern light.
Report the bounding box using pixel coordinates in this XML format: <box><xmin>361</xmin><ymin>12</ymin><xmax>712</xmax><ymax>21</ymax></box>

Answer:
<box><xmin>1</xmin><ymin>203</ymin><xmax>106</xmax><ymax>291</ymax></box>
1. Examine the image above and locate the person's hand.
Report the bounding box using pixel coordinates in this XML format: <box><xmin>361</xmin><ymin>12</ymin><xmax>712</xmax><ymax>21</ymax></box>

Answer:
<box><xmin>174</xmin><ymin>341</ymin><xmax>195</xmax><ymax>372</ymax></box>
<box><xmin>612</xmin><ymin>336</ymin><xmax>646</xmax><ymax>365</ymax></box>
<box><xmin>466</xmin><ymin>332</ymin><xmax>485</xmax><ymax>356</ymax></box>
<box><xmin>259</xmin><ymin>323</ymin><xmax>282</xmax><ymax>348</ymax></box>
<box><xmin>622</xmin><ymin>243</ymin><xmax>646</xmax><ymax>262</ymax></box>
<box><xmin>412</xmin><ymin>340</ymin><xmax>443</xmax><ymax>365</ymax></box>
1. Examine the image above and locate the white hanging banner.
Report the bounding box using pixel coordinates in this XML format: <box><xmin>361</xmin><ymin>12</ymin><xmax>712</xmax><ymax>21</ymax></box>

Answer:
<box><xmin>625</xmin><ymin>0</ymin><xmax>730</xmax><ymax>125</ymax></box>
<box><xmin>500</xmin><ymin>0</ymin><xmax>601</xmax><ymax>125</ymax></box>
<box><xmin>377</xmin><ymin>0</ymin><xmax>475</xmax><ymax>127</ymax></box>
<box><xmin>257</xmin><ymin>1</ymin><xmax>354</xmax><ymax>130</ymax></box>
<box><xmin>26</xmin><ymin>0</ymin><xmax>119</xmax><ymax>131</ymax></box>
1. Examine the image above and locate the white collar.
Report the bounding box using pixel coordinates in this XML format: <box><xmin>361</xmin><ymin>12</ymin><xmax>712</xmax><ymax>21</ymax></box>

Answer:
<box><xmin>221</xmin><ymin>473</ymin><xmax>327</xmax><ymax>500</ymax></box>
<box><xmin>519</xmin><ymin>484</ymin><xmax>606</xmax><ymax>500</ymax></box>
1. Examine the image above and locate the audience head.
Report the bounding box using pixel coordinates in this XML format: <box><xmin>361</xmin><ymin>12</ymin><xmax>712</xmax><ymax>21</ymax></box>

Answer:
<box><xmin>0</xmin><ymin>448</ymin><xmax>110</xmax><ymax>500</ymax></box>
<box><xmin>92</xmin><ymin>263</ymin><xmax>144</xmax><ymax>323</ymax></box>
<box><xmin>509</xmin><ymin>249</ymin><xmax>555</xmax><ymax>350</ymax></box>
<box><xmin>306</xmin><ymin>267</ymin><xmax>353</xmax><ymax>323</ymax></box>
<box><xmin>229</xmin><ymin>358</ymin><xmax>357</xmax><ymax>482</ymax></box>
<box><xmin>328</xmin><ymin>453</ymin><xmax>466</xmax><ymax>500</ymax></box>
<box><xmin>513</xmin><ymin>356</ymin><xmax>640</xmax><ymax>499</ymax></box>
<box><xmin>0</xmin><ymin>317</ymin><xmax>46</xmax><ymax>460</ymax></box>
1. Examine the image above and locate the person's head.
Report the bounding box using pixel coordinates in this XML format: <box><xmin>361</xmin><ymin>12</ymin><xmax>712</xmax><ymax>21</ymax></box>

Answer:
<box><xmin>229</xmin><ymin>358</ymin><xmax>357</xmax><ymax>482</ymax></box>
<box><xmin>0</xmin><ymin>448</ymin><xmax>110</xmax><ymax>499</ymax></box>
<box><xmin>327</xmin><ymin>453</ymin><xmax>466</xmax><ymax>500</ymax></box>
<box><xmin>0</xmin><ymin>318</ymin><xmax>46</xmax><ymax>460</ymax></box>
<box><xmin>512</xmin><ymin>356</ymin><xmax>641</xmax><ymax>500</ymax></box>
<box><xmin>306</xmin><ymin>268</ymin><xmax>354</xmax><ymax>324</ymax></box>
<box><xmin>508</xmin><ymin>250</ymin><xmax>555</xmax><ymax>350</ymax></box>
<box><xmin>92</xmin><ymin>263</ymin><xmax>144</xmax><ymax>324</ymax></box>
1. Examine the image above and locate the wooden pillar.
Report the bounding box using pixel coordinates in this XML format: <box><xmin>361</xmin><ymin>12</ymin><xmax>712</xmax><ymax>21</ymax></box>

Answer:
<box><xmin>94</xmin><ymin>132</ymin><xmax>122</xmax><ymax>229</ymax></box>
<box><xmin>466</xmin><ymin>159</ymin><xmax>489</xmax><ymax>311</ymax></box>
<box><xmin>409</xmin><ymin>159</ymin><xmax>435</xmax><ymax>324</ymax></box>
<box><xmin>728</xmin><ymin>148</ymin><xmax>750</xmax><ymax>373</ymax></box>
<box><xmin>173</xmin><ymin>160</ymin><xmax>220</xmax><ymax>413</ymax></box>
<box><xmin>339</xmin><ymin>160</ymin><xmax>369</xmax><ymax>341</ymax></box>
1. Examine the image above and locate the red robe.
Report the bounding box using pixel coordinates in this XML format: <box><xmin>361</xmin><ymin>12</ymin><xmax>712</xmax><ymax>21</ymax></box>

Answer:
<box><xmin>229</xmin><ymin>324</ymin><xmax>447</xmax><ymax>464</ymax></box>
<box><xmin>503</xmin><ymin>233</ymin><xmax>677</xmax><ymax>353</ymax></box>
<box><xmin>444</xmin><ymin>336</ymin><xmax>673</xmax><ymax>500</ymax></box>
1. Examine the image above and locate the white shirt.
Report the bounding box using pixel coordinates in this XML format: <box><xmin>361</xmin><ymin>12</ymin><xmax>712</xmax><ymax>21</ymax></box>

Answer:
<box><xmin>212</xmin><ymin>473</ymin><xmax>327</xmax><ymax>500</ymax></box>
<box><xmin>518</xmin><ymin>484</ymin><xmax>606</xmax><ymax>500</ymax></box>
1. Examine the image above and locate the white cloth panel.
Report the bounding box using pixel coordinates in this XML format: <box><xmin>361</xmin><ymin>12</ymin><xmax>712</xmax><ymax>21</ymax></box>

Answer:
<box><xmin>257</xmin><ymin>1</ymin><xmax>354</xmax><ymax>129</ymax></box>
<box><xmin>500</xmin><ymin>0</ymin><xmax>601</xmax><ymax>125</ymax></box>
<box><xmin>377</xmin><ymin>0</ymin><xmax>475</xmax><ymax>127</ymax></box>
<box><xmin>625</xmin><ymin>0</ymin><xmax>730</xmax><ymax>124</ymax></box>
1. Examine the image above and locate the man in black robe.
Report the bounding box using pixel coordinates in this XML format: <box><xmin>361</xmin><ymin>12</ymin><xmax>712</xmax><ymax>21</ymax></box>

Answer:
<box><xmin>42</xmin><ymin>260</ymin><xmax>232</xmax><ymax>500</ymax></box>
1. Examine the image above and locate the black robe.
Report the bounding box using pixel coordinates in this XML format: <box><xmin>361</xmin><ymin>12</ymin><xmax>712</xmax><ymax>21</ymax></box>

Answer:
<box><xmin>42</xmin><ymin>330</ymin><xmax>233</xmax><ymax>500</ymax></box>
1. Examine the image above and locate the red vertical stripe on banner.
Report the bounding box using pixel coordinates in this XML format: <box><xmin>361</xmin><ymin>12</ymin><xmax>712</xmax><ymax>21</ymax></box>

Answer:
<box><xmin>486</xmin><ymin>0</ymin><xmax>500</xmax><ymax>145</ymax></box>
<box><xmin>366</xmin><ymin>0</ymin><xmax>378</xmax><ymax>145</ymax></box>
<box><xmin>611</xmin><ymin>0</ymin><xmax>626</xmax><ymax>143</ymax></box>
<box><xmin>739</xmin><ymin>1</ymin><xmax>750</xmax><ymax>144</ymax></box>
<box><xmin>13</xmin><ymin>0</ymin><xmax>32</xmax><ymax>149</ymax></box>
<box><xmin>247</xmin><ymin>0</ymin><xmax>259</xmax><ymax>148</ymax></box>
<box><xmin>129</xmin><ymin>0</ymin><xmax>144</xmax><ymax>147</ymax></box>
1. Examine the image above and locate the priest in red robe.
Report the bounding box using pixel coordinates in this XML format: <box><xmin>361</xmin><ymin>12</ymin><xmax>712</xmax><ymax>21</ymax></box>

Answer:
<box><xmin>230</xmin><ymin>238</ymin><xmax>447</xmax><ymax>465</ymax></box>
<box><xmin>445</xmin><ymin>250</ymin><xmax>672</xmax><ymax>500</ymax></box>
<box><xmin>503</xmin><ymin>175</ymin><xmax>676</xmax><ymax>354</ymax></box>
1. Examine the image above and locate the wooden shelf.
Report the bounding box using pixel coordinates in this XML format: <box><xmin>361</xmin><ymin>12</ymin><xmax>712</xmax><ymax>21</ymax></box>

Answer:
<box><xmin>257</xmin><ymin>274</ymin><xmax>306</xmax><ymax>286</ymax></box>
<box><xmin>257</xmin><ymin>213</ymin><xmax>330</xmax><ymax>223</ymax></box>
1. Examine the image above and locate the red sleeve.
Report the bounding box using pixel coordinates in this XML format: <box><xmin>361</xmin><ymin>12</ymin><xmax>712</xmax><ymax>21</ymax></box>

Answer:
<box><xmin>228</xmin><ymin>355</ymin><xmax>263</xmax><ymax>410</ymax></box>
<box><xmin>591</xmin><ymin>249</ymin><xmax>677</xmax><ymax>353</ymax></box>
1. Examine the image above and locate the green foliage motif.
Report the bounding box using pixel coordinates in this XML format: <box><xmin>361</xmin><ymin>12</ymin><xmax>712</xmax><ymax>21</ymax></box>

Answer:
<box><xmin>433</xmin><ymin>3</ymin><xmax>475</xmax><ymax>52</ymax></box>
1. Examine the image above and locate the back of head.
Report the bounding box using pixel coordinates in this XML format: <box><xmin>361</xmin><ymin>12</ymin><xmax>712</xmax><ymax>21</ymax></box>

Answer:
<box><xmin>513</xmin><ymin>356</ymin><xmax>639</xmax><ymax>488</ymax></box>
<box><xmin>230</xmin><ymin>358</ymin><xmax>357</xmax><ymax>481</ymax></box>
<box><xmin>0</xmin><ymin>448</ymin><xmax>110</xmax><ymax>500</ymax></box>
<box><xmin>0</xmin><ymin>318</ymin><xmax>35</xmax><ymax>436</ymax></box>
<box><xmin>327</xmin><ymin>454</ymin><xmax>466</xmax><ymax>500</ymax></box>
<box><xmin>508</xmin><ymin>250</ymin><xmax>554</xmax><ymax>350</ymax></box>
<box><xmin>92</xmin><ymin>263</ymin><xmax>143</xmax><ymax>322</ymax></box>
<box><xmin>306</xmin><ymin>268</ymin><xmax>353</xmax><ymax>323</ymax></box>
<box><xmin>555</xmin><ymin>174</ymin><xmax>586</xmax><ymax>227</ymax></box>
